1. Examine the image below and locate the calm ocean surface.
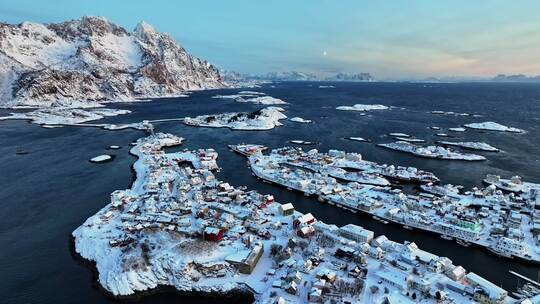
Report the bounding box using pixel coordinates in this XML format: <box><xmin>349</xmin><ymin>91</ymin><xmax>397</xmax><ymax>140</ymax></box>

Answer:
<box><xmin>1</xmin><ymin>82</ymin><xmax>540</xmax><ymax>303</ymax></box>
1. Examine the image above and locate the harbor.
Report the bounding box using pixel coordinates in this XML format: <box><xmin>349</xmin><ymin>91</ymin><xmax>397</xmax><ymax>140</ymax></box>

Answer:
<box><xmin>74</xmin><ymin>132</ymin><xmax>521</xmax><ymax>303</ymax></box>
<box><xmin>238</xmin><ymin>144</ymin><xmax>540</xmax><ymax>265</ymax></box>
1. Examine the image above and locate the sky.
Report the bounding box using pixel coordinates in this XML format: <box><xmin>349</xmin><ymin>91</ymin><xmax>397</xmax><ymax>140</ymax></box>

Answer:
<box><xmin>1</xmin><ymin>0</ymin><xmax>540</xmax><ymax>80</ymax></box>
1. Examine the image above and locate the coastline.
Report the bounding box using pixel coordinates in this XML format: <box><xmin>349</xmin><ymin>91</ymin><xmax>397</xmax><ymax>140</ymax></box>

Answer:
<box><xmin>69</xmin><ymin>235</ymin><xmax>254</xmax><ymax>303</ymax></box>
<box><xmin>72</xmin><ymin>140</ymin><xmax>256</xmax><ymax>303</ymax></box>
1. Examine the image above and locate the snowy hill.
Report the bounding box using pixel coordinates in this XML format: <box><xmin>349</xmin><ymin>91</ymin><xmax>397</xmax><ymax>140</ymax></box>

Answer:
<box><xmin>492</xmin><ymin>74</ymin><xmax>540</xmax><ymax>82</ymax></box>
<box><xmin>0</xmin><ymin>17</ymin><xmax>226</xmax><ymax>107</ymax></box>
<box><xmin>326</xmin><ymin>72</ymin><xmax>374</xmax><ymax>82</ymax></box>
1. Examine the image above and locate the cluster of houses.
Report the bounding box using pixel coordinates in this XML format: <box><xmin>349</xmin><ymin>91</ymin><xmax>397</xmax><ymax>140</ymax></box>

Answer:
<box><xmin>247</xmin><ymin>146</ymin><xmax>540</xmax><ymax>263</ymax></box>
<box><xmin>76</xmin><ymin>134</ymin><xmax>540</xmax><ymax>303</ymax></box>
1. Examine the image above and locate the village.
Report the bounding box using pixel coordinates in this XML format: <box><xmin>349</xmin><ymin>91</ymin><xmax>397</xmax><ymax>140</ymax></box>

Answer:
<box><xmin>72</xmin><ymin>133</ymin><xmax>540</xmax><ymax>303</ymax></box>
<box><xmin>235</xmin><ymin>144</ymin><xmax>540</xmax><ymax>265</ymax></box>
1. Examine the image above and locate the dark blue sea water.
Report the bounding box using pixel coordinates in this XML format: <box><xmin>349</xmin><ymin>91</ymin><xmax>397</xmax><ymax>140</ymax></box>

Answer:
<box><xmin>1</xmin><ymin>82</ymin><xmax>540</xmax><ymax>303</ymax></box>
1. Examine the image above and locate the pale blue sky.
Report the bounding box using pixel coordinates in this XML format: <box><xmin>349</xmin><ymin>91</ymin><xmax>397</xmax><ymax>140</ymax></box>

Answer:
<box><xmin>1</xmin><ymin>0</ymin><xmax>539</xmax><ymax>79</ymax></box>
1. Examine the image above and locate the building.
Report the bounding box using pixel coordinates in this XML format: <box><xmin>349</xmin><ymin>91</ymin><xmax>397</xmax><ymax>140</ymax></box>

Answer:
<box><xmin>297</xmin><ymin>225</ymin><xmax>316</xmax><ymax>238</ymax></box>
<box><xmin>203</xmin><ymin>227</ymin><xmax>224</xmax><ymax>242</ymax></box>
<box><xmin>376</xmin><ymin>270</ymin><xmax>410</xmax><ymax>291</ymax></box>
<box><xmin>338</xmin><ymin>224</ymin><xmax>374</xmax><ymax>243</ymax></box>
<box><xmin>225</xmin><ymin>244</ymin><xmax>264</xmax><ymax>274</ymax></box>
<box><xmin>446</xmin><ymin>265</ymin><xmax>466</xmax><ymax>281</ymax></box>
<box><xmin>294</xmin><ymin>213</ymin><xmax>316</xmax><ymax>228</ymax></box>
<box><xmin>466</xmin><ymin>272</ymin><xmax>508</xmax><ymax>304</ymax></box>
<box><xmin>280</xmin><ymin>203</ymin><xmax>295</xmax><ymax>216</ymax></box>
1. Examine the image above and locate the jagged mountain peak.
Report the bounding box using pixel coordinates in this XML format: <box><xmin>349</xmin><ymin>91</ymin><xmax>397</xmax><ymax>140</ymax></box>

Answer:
<box><xmin>0</xmin><ymin>17</ymin><xmax>226</xmax><ymax>107</ymax></box>
<box><xmin>134</xmin><ymin>21</ymin><xmax>157</xmax><ymax>37</ymax></box>
<box><xmin>47</xmin><ymin>16</ymin><xmax>129</xmax><ymax>41</ymax></box>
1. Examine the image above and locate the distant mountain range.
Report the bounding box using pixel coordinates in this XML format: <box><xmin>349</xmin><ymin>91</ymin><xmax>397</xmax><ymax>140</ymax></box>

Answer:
<box><xmin>0</xmin><ymin>16</ymin><xmax>226</xmax><ymax>108</ymax></box>
<box><xmin>325</xmin><ymin>72</ymin><xmax>374</xmax><ymax>82</ymax></box>
<box><xmin>491</xmin><ymin>74</ymin><xmax>540</xmax><ymax>82</ymax></box>
<box><xmin>221</xmin><ymin>71</ymin><xmax>375</xmax><ymax>82</ymax></box>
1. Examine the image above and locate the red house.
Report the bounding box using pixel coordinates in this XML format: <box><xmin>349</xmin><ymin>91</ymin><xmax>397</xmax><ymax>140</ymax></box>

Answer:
<box><xmin>204</xmin><ymin>227</ymin><xmax>224</xmax><ymax>242</ymax></box>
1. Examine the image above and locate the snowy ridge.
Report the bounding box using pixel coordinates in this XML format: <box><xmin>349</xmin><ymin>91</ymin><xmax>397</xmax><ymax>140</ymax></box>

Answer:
<box><xmin>0</xmin><ymin>17</ymin><xmax>226</xmax><ymax>107</ymax></box>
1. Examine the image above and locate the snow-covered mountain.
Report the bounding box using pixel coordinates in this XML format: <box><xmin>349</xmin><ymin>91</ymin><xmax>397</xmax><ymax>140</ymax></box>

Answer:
<box><xmin>325</xmin><ymin>72</ymin><xmax>374</xmax><ymax>82</ymax></box>
<box><xmin>492</xmin><ymin>74</ymin><xmax>540</xmax><ymax>82</ymax></box>
<box><xmin>224</xmin><ymin>71</ymin><xmax>376</xmax><ymax>82</ymax></box>
<box><xmin>241</xmin><ymin>71</ymin><xmax>319</xmax><ymax>81</ymax></box>
<box><xmin>0</xmin><ymin>17</ymin><xmax>226</xmax><ymax>107</ymax></box>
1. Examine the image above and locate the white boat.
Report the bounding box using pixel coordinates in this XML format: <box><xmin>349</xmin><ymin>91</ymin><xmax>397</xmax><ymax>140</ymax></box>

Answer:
<box><xmin>441</xmin><ymin>234</ymin><xmax>453</xmax><ymax>240</ymax></box>
<box><xmin>487</xmin><ymin>244</ymin><xmax>513</xmax><ymax>259</ymax></box>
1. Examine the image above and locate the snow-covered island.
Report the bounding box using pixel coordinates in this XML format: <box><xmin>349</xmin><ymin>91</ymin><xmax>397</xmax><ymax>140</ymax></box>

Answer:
<box><xmin>388</xmin><ymin>133</ymin><xmax>410</xmax><ymax>137</ymax></box>
<box><xmin>378</xmin><ymin>142</ymin><xmax>487</xmax><ymax>161</ymax></box>
<box><xmin>289</xmin><ymin>140</ymin><xmax>317</xmax><ymax>145</ymax></box>
<box><xmin>238</xmin><ymin>96</ymin><xmax>287</xmax><ymax>105</ymax></box>
<box><xmin>89</xmin><ymin>154</ymin><xmax>114</xmax><ymax>163</ymax></box>
<box><xmin>336</xmin><ymin>104</ymin><xmax>389</xmax><ymax>112</ymax></box>
<box><xmin>289</xmin><ymin>117</ymin><xmax>312</xmax><ymax>123</ymax></box>
<box><xmin>346</xmin><ymin>137</ymin><xmax>370</xmax><ymax>142</ymax></box>
<box><xmin>183</xmin><ymin>107</ymin><xmax>287</xmax><ymax>130</ymax></box>
<box><xmin>393</xmin><ymin>137</ymin><xmax>425</xmax><ymax>143</ymax></box>
<box><xmin>73</xmin><ymin>133</ymin><xmax>515</xmax><ymax>303</ymax></box>
<box><xmin>464</xmin><ymin>122</ymin><xmax>524</xmax><ymax>133</ymax></box>
<box><xmin>213</xmin><ymin>92</ymin><xmax>287</xmax><ymax>105</ymax></box>
<box><xmin>437</xmin><ymin>141</ymin><xmax>500</xmax><ymax>152</ymax></box>
<box><xmin>0</xmin><ymin>107</ymin><xmax>131</xmax><ymax>126</ymax></box>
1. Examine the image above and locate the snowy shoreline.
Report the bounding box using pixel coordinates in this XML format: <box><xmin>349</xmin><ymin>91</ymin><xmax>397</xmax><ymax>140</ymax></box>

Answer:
<box><xmin>72</xmin><ymin>134</ymin><xmax>513</xmax><ymax>303</ymax></box>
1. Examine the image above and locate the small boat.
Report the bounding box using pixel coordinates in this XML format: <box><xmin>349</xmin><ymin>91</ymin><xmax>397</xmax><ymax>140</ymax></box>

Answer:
<box><xmin>456</xmin><ymin>239</ymin><xmax>470</xmax><ymax>247</ymax></box>
<box><xmin>440</xmin><ymin>234</ymin><xmax>453</xmax><ymax>240</ymax></box>
<box><xmin>403</xmin><ymin>225</ymin><xmax>413</xmax><ymax>230</ymax></box>
<box><xmin>15</xmin><ymin>149</ymin><xmax>29</xmax><ymax>155</ymax></box>
<box><xmin>372</xmin><ymin>216</ymin><xmax>381</xmax><ymax>221</ymax></box>
<box><xmin>382</xmin><ymin>221</ymin><xmax>389</xmax><ymax>224</ymax></box>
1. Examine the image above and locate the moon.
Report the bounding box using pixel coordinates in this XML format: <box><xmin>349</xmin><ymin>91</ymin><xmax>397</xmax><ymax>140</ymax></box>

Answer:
<box><xmin>323</xmin><ymin>50</ymin><xmax>327</xmax><ymax>57</ymax></box>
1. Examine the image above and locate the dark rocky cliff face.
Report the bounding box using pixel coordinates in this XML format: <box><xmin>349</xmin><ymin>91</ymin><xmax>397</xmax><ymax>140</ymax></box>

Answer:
<box><xmin>0</xmin><ymin>16</ymin><xmax>226</xmax><ymax>107</ymax></box>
